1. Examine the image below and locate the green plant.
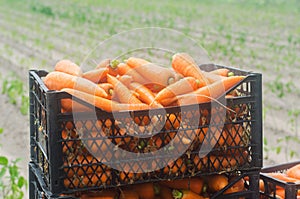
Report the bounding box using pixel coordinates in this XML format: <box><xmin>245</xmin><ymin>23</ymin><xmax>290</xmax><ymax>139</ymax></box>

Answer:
<box><xmin>277</xmin><ymin>135</ymin><xmax>300</xmax><ymax>161</ymax></box>
<box><xmin>0</xmin><ymin>156</ymin><xmax>27</xmax><ymax>199</ymax></box>
<box><xmin>0</xmin><ymin>128</ymin><xmax>2</xmax><ymax>147</ymax></box>
<box><xmin>0</xmin><ymin>126</ymin><xmax>27</xmax><ymax>199</ymax></box>
<box><xmin>288</xmin><ymin>109</ymin><xmax>300</xmax><ymax>136</ymax></box>
<box><xmin>1</xmin><ymin>76</ymin><xmax>29</xmax><ymax>115</ymax></box>
<box><xmin>266</xmin><ymin>75</ymin><xmax>295</xmax><ymax>98</ymax></box>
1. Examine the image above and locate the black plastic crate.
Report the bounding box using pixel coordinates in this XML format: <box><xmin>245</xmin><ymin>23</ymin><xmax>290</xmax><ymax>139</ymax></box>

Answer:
<box><xmin>29</xmin><ymin>161</ymin><xmax>260</xmax><ymax>199</ymax></box>
<box><xmin>29</xmin><ymin>162</ymin><xmax>78</xmax><ymax>199</ymax></box>
<box><xmin>260</xmin><ymin>161</ymin><xmax>300</xmax><ymax>199</ymax></box>
<box><xmin>206</xmin><ymin>170</ymin><xmax>261</xmax><ymax>199</ymax></box>
<box><xmin>29</xmin><ymin>64</ymin><xmax>262</xmax><ymax>195</ymax></box>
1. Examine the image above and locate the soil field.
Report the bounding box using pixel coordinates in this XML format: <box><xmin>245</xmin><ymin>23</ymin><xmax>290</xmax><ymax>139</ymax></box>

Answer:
<box><xmin>0</xmin><ymin>0</ymin><xmax>299</xmax><ymax>198</ymax></box>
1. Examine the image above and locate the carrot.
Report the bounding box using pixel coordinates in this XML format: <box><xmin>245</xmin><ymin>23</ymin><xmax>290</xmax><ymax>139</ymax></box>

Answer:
<box><xmin>117</xmin><ymin>62</ymin><xmax>148</xmax><ymax>85</ymax></box>
<box><xmin>54</xmin><ymin>59</ymin><xmax>83</xmax><ymax>77</ymax></box>
<box><xmin>63</xmin><ymin>155</ymin><xmax>106</xmax><ymax>177</ymax></box>
<box><xmin>171</xmin><ymin>53</ymin><xmax>208</xmax><ymax>87</ymax></box>
<box><xmin>207</xmin><ymin>155</ymin><xmax>239</xmax><ymax>171</ymax></box>
<box><xmin>106</xmin><ymin>59</ymin><xmax>120</xmax><ymax>76</ymax></box>
<box><xmin>274</xmin><ymin>189</ymin><xmax>285</xmax><ymax>199</ymax></box>
<box><xmin>64</xmin><ymin>171</ymin><xmax>111</xmax><ymax>188</ymax></box>
<box><xmin>96</xmin><ymin>58</ymin><xmax>111</xmax><ymax>69</ymax></box>
<box><xmin>159</xmin><ymin>177</ymin><xmax>205</xmax><ymax>195</ymax></box>
<box><xmin>61</xmin><ymin>98</ymin><xmax>92</xmax><ymax>112</ymax></box>
<box><xmin>172</xmin><ymin>189</ymin><xmax>206</xmax><ymax>199</ymax></box>
<box><xmin>209</xmin><ymin>68</ymin><xmax>231</xmax><ymax>77</ymax></box>
<box><xmin>157</xmin><ymin>184</ymin><xmax>173</xmax><ymax>199</ymax></box>
<box><xmin>176</xmin><ymin>75</ymin><xmax>245</xmax><ymax>105</ymax></box>
<box><xmin>164</xmin><ymin>158</ymin><xmax>187</xmax><ymax>176</ymax></box>
<box><xmin>206</xmin><ymin>174</ymin><xmax>229</xmax><ymax>192</ymax></box>
<box><xmin>119</xmin><ymin>189</ymin><xmax>139</xmax><ymax>199</ymax></box>
<box><xmin>265</xmin><ymin>172</ymin><xmax>300</xmax><ymax>183</ymax></box>
<box><xmin>224</xmin><ymin>177</ymin><xmax>245</xmax><ymax>194</ymax></box>
<box><xmin>128</xmin><ymin>82</ymin><xmax>163</xmax><ymax>108</ymax></box>
<box><xmin>198</xmin><ymin>126</ymin><xmax>227</xmax><ymax>147</ymax></box>
<box><xmin>126</xmin><ymin>56</ymin><xmax>150</xmax><ymax>68</ymax></box>
<box><xmin>119</xmin><ymin>167</ymin><xmax>142</xmax><ymax>183</ymax></box>
<box><xmin>44</xmin><ymin>71</ymin><xmax>108</xmax><ymax>98</ymax></box>
<box><xmin>154</xmin><ymin>77</ymin><xmax>200</xmax><ymax>104</ymax></box>
<box><xmin>147</xmin><ymin>134</ymin><xmax>164</xmax><ymax>149</ymax></box>
<box><xmin>98</xmin><ymin>83</ymin><xmax>114</xmax><ymax>98</ymax></box>
<box><xmin>80</xmin><ymin>189</ymin><xmax>117</xmax><ymax>199</ymax></box>
<box><xmin>226</xmin><ymin>123</ymin><xmax>246</xmax><ymax>147</ymax></box>
<box><xmin>286</xmin><ymin>163</ymin><xmax>300</xmax><ymax>180</ymax></box>
<box><xmin>106</xmin><ymin>74</ymin><xmax>143</xmax><ymax>104</ymax></box>
<box><xmin>61</xmin><ymin>130</ymin><xmax>81</xmax><ymax>154</ymax></box>
<box><xmin>62</xmin><ymin>88</ymin><xmax>149</xmax><ymax>112</ymax></box>
<box><xmin>126</xmin><ymin>57</ymin><xmax>176</xmax><ymax>89</ymax></box>
<box><xmin>132</xmin><ymin>183</ymin><xmax>156</xmax><ymax>199</ymax></box>
<box><xmin>82</xmin><ymin>68</ymin><xmax>109</xmax><ymax>83</ymax></box>
<box><xmin>164</xmin><ymin>113</ymin><xmax>181</xmax><ymax>130</ymax></box>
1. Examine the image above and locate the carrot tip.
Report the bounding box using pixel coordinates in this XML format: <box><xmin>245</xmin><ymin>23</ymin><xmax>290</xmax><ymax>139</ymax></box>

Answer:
<box><xmin>228</xmin><ymin>72</ymin><xmax>235</xmax><ymax>77</ymax></box>
<box><xmin>110</xmin><ymin>59</ymin><xmax>120</xmax><ymax>69</ymax></box>
<box><xmin>167</xmin><ymin>77</ymin><xmax>176</xmax><ymax>85</ymax></box>
<box><xmin>172</xmin><ymin>189</ymin><xmax>183</xmax><ymax>199</ymax></box>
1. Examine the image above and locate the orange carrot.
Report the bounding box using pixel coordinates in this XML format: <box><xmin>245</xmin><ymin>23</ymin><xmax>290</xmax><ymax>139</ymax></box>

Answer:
<box><xmin>82</xmin><ymin>68</ymin><xmax>109</xmax><ymax>83</ymax></box>
<box><xmin>274</xmin><ymin>189</ymin><xmax>285</xmax><ymax>199</ymax></box>
<box><xmin>80</xmin><ymin>189</ymin><xmax>117</xmax><ymax>199</ymax></box>
<box><xmin>106</xmin><ymin>74</ymin><xmax>143</xmax><ymax>104</ymax></box>
<box><xmin>209</xmin><ymin>68</ymin><xmax>231</xmax><ymax>77</ymax></box>
<box><xmin>176</xmin><ymin>75</ymin><xmax>245</xmax><ymax>105</ymax></box>
<box><xmin>63</xmin><ymin>155</ymin><xmax>106</xmax><ymax>177</ymax></box>
<box><xmin>119</xmin><ymin>189</ymin><xmax>139</xmax><ymax>199</ymax></box>
<box><xmin>126</xmin><ymin>56</ymin><xmax>150</xmax><ymax>68</ymax></box>
<box><xmin>64</xmin><ymin>171</ymin><xmax>111</xmax><ymax>188</ymax></box>
<box><xmin>286</xmin><ymin>163</ymin><xmax>300</xmax><ymax>180</ymax></box>
<box><xmin>117</xmin><ymin>62</ymin><xmax>148</xmax><ymax>84</ymax></box>
<box><xmin>206</xmin><ymin>174</ymin><xmax>229</xmax><ymax>192</ymax></box>
<box><xmin>106</xmin><ymin>59</ymin><xmax>120</xmax><ymax>76</ymax></box>
<box><xmin>128</xmin><ymin>82</ymin><xmax>163</xmax><ymax>108</ymax></box>
<box><xmin>165</xmin><ymin>157</ymin><xmax>188</xmax><ymax>175</ymax></box>
<box><xmin>164</xmin><ymin>113</ymin><xmax>181</xmax><ymax>130</ymax></box>
<box><xmin>44</xmin><ymin>71</ymin><xmax>108</xmax><ymax>98</ymax></box>
<box><xmin>172</xmin><ymin>189</ymin><xmax>206</xmax><ymax>199</ymax></box>
<box><xmin>159</xmin><ymin>177</ymin><xmax>204</xmax><ymax>195</ymax></box>
<box><xmin>224</xmin><ymin>177</ymin><xmax>245</xmax><ymax>194</ymax></box>
<box><xmin>126</xmin><ymin>57</ymin><xmax>176</xmax><ymax>89</ymax></box>
<box><xmin>61</xmin><ymin>130</ymin><xmax>81</xmax><ymax>154</ymax></box>
<box><xmin>158</xmin><ymin>184</ymin><xmax>173</xmax><ymax>199</ymax></box>
<box><xmin>62</xmin><ymin>88</ymin><xmax>149</xmax><ymax>112</ymax></box>
<box><xmin>98</xmin><ymin>83</ymin><xmax>114</xmax><ymax>98</ymax></box>
<box><xmin>61</xmin><ymin>98</ymin><xmax>92</xmax><ymax>112</ymax></box>
<box><xmin>154</xmin><ymin>77</ymin><xmax>200</xmax><ymax>104</ymax></box>
<box><xmin>96</xmin><ymin>58</ymin><xmax>111</xmax><ymax>69</ymax></box>
<box><xmin>171</xmin><ymin>53</ymin><xmax>208</xmax><ymax>86</ymax></box>
<box><xmin>54</xmin><ymin>59</ymin><xmax>83</xmax><ymax>76</ymax></box>
<box><xmin>132</xmin><ymin>183</ymin><xmax>156</xmax><ymax>199</ymax></box>
<box><xmin>226</xmin><ymin>124</ymin><xmax>246</xmax><ymax>147</ymax></box>
<box><xmin>207</xmin><ymin>155</ymin><xmax>239</xmax><ymax>171</ymax></box>
<box><xmin>265</xmin><ymin>172</ymin><xmax>300</xmax><ymax>183</ymax></box>
<box><xmin>118</xmin><ymin>162</ymin><xmax>143</xmax><ymax>183</ymax></box>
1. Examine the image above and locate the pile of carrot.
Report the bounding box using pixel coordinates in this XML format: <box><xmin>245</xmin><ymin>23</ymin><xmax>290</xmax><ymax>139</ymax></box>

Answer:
<box><xmin>43</xmin><ymin>53</ymin><xmax>245</xmax><ymax>113</ymax></box>
<box><xmin>260</xmin><ymin>163</ymin><xmax>300</xmax><ymax>199</ymax></box>
<box><xmin>70</xmin><ymin>174</ymin><xmax>245</xmax><ymax>199</ymax></box>
<box><xmin>43</xmin><ymin>53</ymin><xmax>250</xmax><ymax>192</ymax></box>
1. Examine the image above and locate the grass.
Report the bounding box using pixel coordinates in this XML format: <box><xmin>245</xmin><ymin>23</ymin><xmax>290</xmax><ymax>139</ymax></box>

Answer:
<box><xmin>1</xmin><ymin>75</ymin><xmax>29</xmax><ymax>115</ymax></box>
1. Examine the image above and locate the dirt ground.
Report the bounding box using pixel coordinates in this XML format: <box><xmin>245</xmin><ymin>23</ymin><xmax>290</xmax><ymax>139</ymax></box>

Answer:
<box><xmin>0</xmin><ymin>1</ymin><xmax>299</xmax><ymax>198</ymax></box>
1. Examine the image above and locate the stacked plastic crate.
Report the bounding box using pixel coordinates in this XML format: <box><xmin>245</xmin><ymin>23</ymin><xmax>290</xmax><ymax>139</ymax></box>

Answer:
<box><xmin>28</xmin><ymin>64</ymin><xmax>262</xmax><ymax>199</ymax></box>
